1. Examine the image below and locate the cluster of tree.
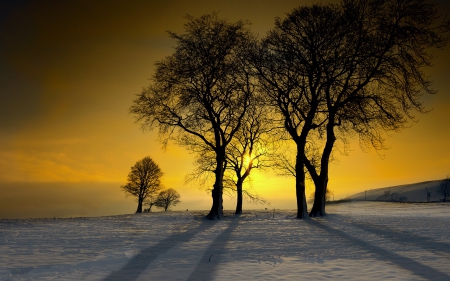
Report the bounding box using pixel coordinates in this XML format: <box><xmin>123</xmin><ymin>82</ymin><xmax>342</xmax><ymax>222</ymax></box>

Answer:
<box><xmin>121</xmin><ymin>156</ymin><xmax>180</xmax><ymax>213</ymax></box>
<box><xmin>130</xmin><ymin>0</ymin><xmax>449</xmax><ymax>219</ymax></box>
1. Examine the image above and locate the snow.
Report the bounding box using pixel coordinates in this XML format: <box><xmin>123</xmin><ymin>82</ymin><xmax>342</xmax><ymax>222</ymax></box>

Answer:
<box><xmin>1</xmin><ymin>202</ymin><xmax>450</xmax><ymax>280</ymax></box>
<box><xmin>347</xmin><ymin>180</ymin><xmax>443</xmax><ymax>202</ymax></box>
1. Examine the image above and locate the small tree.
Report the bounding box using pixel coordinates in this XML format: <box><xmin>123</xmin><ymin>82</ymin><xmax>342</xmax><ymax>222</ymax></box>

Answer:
<box><xmin>184</xmin><ymin>142</ymin><xmax>268</xmax><ymax>215</ymax></box>
<box><xmin>226</xmin><ymin>101</ymin><xmax>272</xmax><ymax>214</ymax></box>
<box><xmin>121</xmin><ymin>156</ymin><xmax>163</xmax><ymax>213</ymax></box>
<box><xmin>143</xmin><ymin>198</ymin><xmax>156</xmax><ymax>212</ymax></box>
<box><xmin>154</xmin><ymin>188</ymin><xmax>181</xmax><ymax>211</ymax></box>
<box><xmin>438</xmin><ymin>175</ymin><xmax>450</xmax><ymax>202</ymax></box>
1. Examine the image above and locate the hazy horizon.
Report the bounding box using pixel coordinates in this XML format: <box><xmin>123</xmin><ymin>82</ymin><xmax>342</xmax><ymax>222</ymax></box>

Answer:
<box><xmin>0</xmin><ymin>178</ymin><xmax>445</xmax><ymax>219</ymax></box>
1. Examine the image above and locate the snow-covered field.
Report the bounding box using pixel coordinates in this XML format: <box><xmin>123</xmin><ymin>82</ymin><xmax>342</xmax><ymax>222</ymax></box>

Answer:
<box><xmin>1</xmin><ymin>202</ymin><xmax>450</xmax><ymax>280</ymax></box>
<box><xmin>347</xmin><ymin>180</ymin><xmax>444</xmax><ymax>202</ymax></box>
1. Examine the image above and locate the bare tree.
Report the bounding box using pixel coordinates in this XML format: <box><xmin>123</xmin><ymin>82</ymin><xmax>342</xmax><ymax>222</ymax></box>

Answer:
<box><xmin>225</xmin><ymin>100</ymin><xmax>273</xmax><ymax>214</ymax></box>
<box><xmin>184</xmin><ymin>103</ymin><xmax>272</xmax><ymax>215</ymax></box>
<box><xmin>254</xmin><ymin>4</ymin><xmax>335</xmax><ymax>218</ymax></box>
<box><xmin>309</xmin><ymin>0</ymin><xmax>449</xmax><ymax>217</ymax></box>
<box><xmin>265</xmin><ymin>0</ymin><xmax>450</xmax><ymax>217</ymax></box>
<box><xmin>270</xmin><ymin>145</ymin><xmax>297</xmax><ymax>179</ymax></box>
<box><xmin>121</xmin><ymin>156</ymin><xmax>163</xmax><ymax>213</ymax></box>
<box><xmin>130</xmin><ymin>14</ymin><xmax>255</xmax><ymax>219</ymax></box>
<box><xmin>154</xmin><ymin>188</ymin><xmax>181</xmax><ymax>211</ymax></box>
<box><xmin>437</xmin><ymin>175</ymin><xmax>450</xmax><ymax>202</ymax></box>
<box><xmin>255</xmin><ymin>0</ymin><xmax>448</xmax><ymax>218</ymax></box>
<box><xmin>143</xmin><ymin>197</ymin><xmax>156</xmax><ymax>212</ymax></box>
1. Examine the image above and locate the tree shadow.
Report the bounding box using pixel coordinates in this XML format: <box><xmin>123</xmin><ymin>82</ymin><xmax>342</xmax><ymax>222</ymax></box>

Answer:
<box><xmin>307</xmin><ymin>218</ymin><xmax>450</xmax><ymax>281</ymax></box>
<box><xmin>339</xmin><ymin>217</ymin><xmax>450</xmax><ymax>256</ymax></box>
<box><xmin>102</xmin><ymin>219</ymin><xmax>218</xmax><ymax>281</ymax></box>
<box><xmin>186</xmin><ymin>218</ymin><xmax>240</xmax><ymax>281</ymax></box>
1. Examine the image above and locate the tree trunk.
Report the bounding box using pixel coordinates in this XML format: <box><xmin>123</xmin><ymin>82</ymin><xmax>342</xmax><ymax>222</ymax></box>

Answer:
<box><xmin>207</xmin><ymin>182</ymin><xmax>223</xmax><ymax>219</ymax></box>
<box><xmin>207</xmin><ymin>150</ymin><xmax>225</xmax><ymax>220</ymax></box>
<box><xmin>309</xmin><ymin>176</ymin><xmax>327</xmax><ymax>217</ymax></box>
<box><xmin>309</xmin><ymin>118</ymin><xmax>335</xmax><ymax>217</ymax></box>
<box><xmin>136</xmin><ymin>197</ymin><xmax>143</xmax><ymax>214</ymax></box>
<box><xmin>295</xmin><ymin>175</ymin><xmax>308</xmax><ymax>219</ymax></box>
<box><xmin>235</xmin><ymin>179</ymin><xmax>243</xmax><ymax>215</ymax></box>
<box><xmin>295</xmin><ymin>144</ymin><xmax>308</xmax><ymax>219</ymax></box>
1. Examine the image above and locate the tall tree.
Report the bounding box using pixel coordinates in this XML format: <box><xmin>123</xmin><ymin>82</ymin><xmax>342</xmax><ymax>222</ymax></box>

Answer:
<box><xmin>121</xmin><ymin>156</ymin><xmax>163</xmax><ymax>213</ymax></box>
<box><xmin>254</xmin><ymin>5</ymin><xmax>335</xmax><ymax>218</ymax></box>
<box><xmin>130</xmin><ymin>14</ymin><xmax>255</xmax><ymax>219</ymax></box>
<box><xmin>256</xmin><ymin>0</ymin><xmax>449</xmax><ymax>218</ymax></box>
<box><xmin>154</xmin><ymin>188</ymin><xmax>181</xmax><ymax>211</ymax></box>
<box><xmin>301</xmin><ymin>0</ymin><xmax>450</xmax><ymax>217</ymax></box>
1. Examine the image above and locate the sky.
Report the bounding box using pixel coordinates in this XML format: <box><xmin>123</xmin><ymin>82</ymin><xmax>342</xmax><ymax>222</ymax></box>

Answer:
<box><xmin>1</xmin><ymin>0</ymin><xmax>450</xmax><ymax>219</ymax></box>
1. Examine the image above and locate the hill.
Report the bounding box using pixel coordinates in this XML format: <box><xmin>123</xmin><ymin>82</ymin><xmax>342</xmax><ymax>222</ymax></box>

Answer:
<box><xmin>346</xmin><ymin>180</ymin><xmax>444</xmax><ymax>202</ymax></box>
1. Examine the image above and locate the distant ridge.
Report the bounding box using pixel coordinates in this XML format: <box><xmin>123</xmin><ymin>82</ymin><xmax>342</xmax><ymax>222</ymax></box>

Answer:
<box><xmin>346</xmin><ymin>180</ymin><xmax>443</xmax><ymax>202</ymax></box>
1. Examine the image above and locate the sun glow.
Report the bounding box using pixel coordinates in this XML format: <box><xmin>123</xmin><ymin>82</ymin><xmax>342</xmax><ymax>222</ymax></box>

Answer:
<box><xmin>243</xmin><ymin>153</ymin><xmax>252</xmax><ymax>168</ymax></box>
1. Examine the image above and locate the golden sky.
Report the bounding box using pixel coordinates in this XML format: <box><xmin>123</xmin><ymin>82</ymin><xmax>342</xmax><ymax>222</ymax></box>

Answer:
<box><xmin>1</xmin><ymin>0</ymin><xmax>450</xmax><ymax>219</ymax></box>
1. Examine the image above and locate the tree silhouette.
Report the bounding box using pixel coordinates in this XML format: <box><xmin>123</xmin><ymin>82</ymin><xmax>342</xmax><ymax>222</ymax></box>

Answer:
<box><xmin>257</xmin><ymin>0</ymin><xmax>449</xmax><ymax>218</ymax></box>
<box><xmin>154</xmin><ymin>188</ymin><xmax>181</xmax><ymax>211</ymax></box>
<box><xmin>437</xmin><ymin>175</ymin><xmax>450</xmax><ymax>202</ymax></box>
<box><xmin>226</xmin><ymin>101</ymin><xmax>271</xmax><ymax>214</ymax></box>
<box><xmin>143</xmin><ymin>197</ymin><xmax>156</xmax><ymax>212</ymax></box>
<box><xmin>254</xmin><ymin>5</ymin><xmax>335</xmax><ymax>218</ymax></box>
<box><xmin>121</xmin><ymin>156</ymin><xmax>163</xmax><ymax>213</ymax></box>
<box><xmin>303</xmin><ymin>0</ymin><xmax>449</xmax><ymax>217</ymax></box>
<box><xmin>131</xmin><ymin>13</ymin><xmax>255</xmax><ymax>219</ymax></box>
<box><xmin>130</xmin><ymin>2</ymin><xmax>448</xmax><ymax>218</ymax></box>
<box><xmin>184</xmin><ymin>106</ymin><xmax>271</xmax><ymax>215</ymax></box>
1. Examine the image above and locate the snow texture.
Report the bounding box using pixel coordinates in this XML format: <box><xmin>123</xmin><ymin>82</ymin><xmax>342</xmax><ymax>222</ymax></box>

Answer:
<box><xmin>1</xmin><ymin>202</ymin><xmax>450</xmax><ymax>280</ymax></box>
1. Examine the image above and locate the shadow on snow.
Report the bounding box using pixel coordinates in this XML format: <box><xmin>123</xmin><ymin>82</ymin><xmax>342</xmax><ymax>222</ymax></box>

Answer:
<box><xmin>102</xmin><ymin>218</ymin><xmax>219</xmax><ymax>281</ymax></box>
<box><xmin>308</xmin><ymin>217</ymin><xmax>450</xmax><ymax>281</ymax></box>
<box><xmin>186</xmin><ymin>219</ymin><xmax>240</xmax><ymax>281</ymax></box>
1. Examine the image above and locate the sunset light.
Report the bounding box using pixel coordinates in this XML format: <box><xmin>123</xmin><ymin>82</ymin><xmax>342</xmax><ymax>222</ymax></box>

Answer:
<box><xmin>2</xmin><ymin>1</ymin><xmax>450</xmax><ymax>280</ymax></box>
<box><xmin>1</xmin><ymin>0</ymin><xmax>450</xmax><ymax>220</ymax></box>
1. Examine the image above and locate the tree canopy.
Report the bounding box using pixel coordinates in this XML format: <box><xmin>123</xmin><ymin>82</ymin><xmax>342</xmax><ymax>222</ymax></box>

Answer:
<box><xmin>131</xmin><ymin>13</ymin><xmax>256</xmax><ymax>219</ymax></box>
<box><xmin>154</xmin><ymin>188</ymin><xmax>181</xmax><ymax>211</ymax></box>
<box><xmin>256</xmin><ymin>0</ymin><xmax>449</xmax><ymax>218</ymax></box>
<box><xmin>130</xmin><ymin>0</ymin><xmax>449</xmax><ymax>219</ymax></box>
<box><xmin>121</xmin><ymin>156</ymin><xmax>163</xmax><ymax>214</ymax></box>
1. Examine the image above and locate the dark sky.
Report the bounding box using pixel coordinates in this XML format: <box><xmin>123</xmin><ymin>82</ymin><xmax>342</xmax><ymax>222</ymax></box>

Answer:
<box><xmin>1</xmin><ymin>0</ymin><xmax>450</xmax><ymax>219</ymax></box>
